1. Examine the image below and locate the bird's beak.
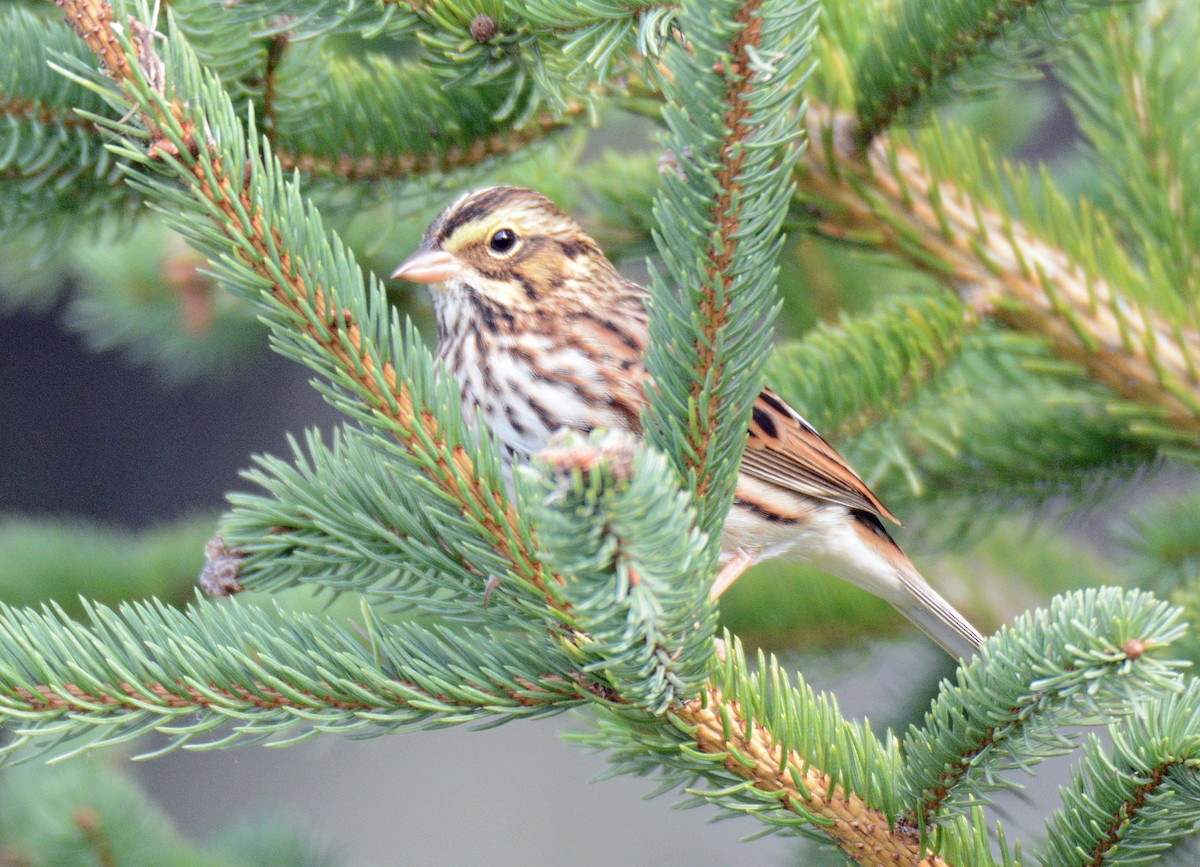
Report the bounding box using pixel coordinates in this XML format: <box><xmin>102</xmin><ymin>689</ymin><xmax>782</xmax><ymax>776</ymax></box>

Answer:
<box><xmin>390</xmin><ymin>248</ymin><xmax>461</xmax><ymax>284</ymax></box>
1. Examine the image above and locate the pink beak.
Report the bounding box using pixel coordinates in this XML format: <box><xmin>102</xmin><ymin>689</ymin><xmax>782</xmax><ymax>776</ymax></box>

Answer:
<box><xmin>390</xmin><ymin>249</ymin><xmax>461</xmax><ymax>284</ymax></box>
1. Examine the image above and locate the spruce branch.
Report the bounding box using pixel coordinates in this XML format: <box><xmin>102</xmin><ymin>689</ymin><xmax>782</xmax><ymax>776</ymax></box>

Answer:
<box><xmin>262</xmin><ymin>37</ymin><xmax>585</xmax><ymax>184</ymax></box>
<box><xmin>1039</xmin><ymin>681</ymin><xmax>1200</xmax><ymax>865</ymax></box>
<box><xmin>180</xmin><ymin>0</ymin><xmax>577</xmax><ymax>185</ymax></box>
<box><xmin>762</xmin><ymin>294</ymin><xmax>1157</xmax><ymax>520</ymax></box>
<box><xmin>1</xmin><ymin>585</ymin><xmax>1186</xmax><ymax>864</ymax></box>
<box><xmin>901</xmin><ymin>588</ymin><xmax>1187</xmax><ymax>830</ymax></box>
<box><xmin>522</xmin><ymin>432</ymin><xmax>717</xmax><ymax>712</ymax></box>
<box><xmin>799</xmin><ymin>104</ymin><xmax>1200</xmax><ymax>443</ymax></box>
<box><xmin>643</xmin><ymin>0</ymin><xmax>813</xmax><ymax>538</ymax></box>
<box><xmin>54</xmin><ymin>0</ymin><xmax>562</xmax><ymax>612</ymax></box>
<box><xmin>0</xmin><ymin>6</ymin><xmax>130</xmax><ymax>241</ymax></box>
<box><xmin>33</xmin><ymin>4</ymin><xmax>1200</xmax><ymax>863</ymax></box>
<box><xmin>31</xmin><ymin>7</ymin><xmax>952</xmax><ymax>859</ymax></box>
<box><xmin>672</xmin><ymin>685</ymin><xmax>943</xmax><ymax>867</ymax></box>
<box><xmin>849</xmin><ymin>346</ymin><xmax>1156</xmax><ymax>522</ymax></box>
<box><xmin>1062</xmin><ymin>5</ymin><xmax>1200</xmax><ymax>301</ymax></box>
<box><xmin>275</xmin><ymin>106</ymin><xmax>578</xmax><ymax>183</ymax></box>
<box><xmin>215</xmin><ymin>0</ymin><xmax>673</xmax><ymax>117</ymax></box>
<box><xmin>763</xmin><ymin>292</ymin><xmax>979</xmax><ymax>442</ymax></box>
<box><xmin>221</xmin><ymin>423</ymin><xmax>537</xmax><ymax>619</ymax></box>
<box><xmin>0</xmin><ymin>598</ymin><xmax>592</xmax><ymax>761</ymax></box>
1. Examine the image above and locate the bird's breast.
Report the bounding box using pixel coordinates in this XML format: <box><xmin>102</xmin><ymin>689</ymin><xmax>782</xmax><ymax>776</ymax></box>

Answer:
<box><xmin>437</xmin><ymin>330</ymin><xmax>631</xmax><ymax>466</ymax></box>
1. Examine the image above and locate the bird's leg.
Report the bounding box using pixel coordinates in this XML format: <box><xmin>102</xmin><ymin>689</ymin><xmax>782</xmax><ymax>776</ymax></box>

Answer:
<box><xmin>709</xmin><ymin>548</ymin><xmax>759</xmax><ymax>600</ymax></box>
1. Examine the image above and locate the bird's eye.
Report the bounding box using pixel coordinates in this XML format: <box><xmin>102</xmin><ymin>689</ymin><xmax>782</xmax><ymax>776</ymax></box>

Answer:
<box><xmin>488</xmin><ymin>228</ymin><xmax>518</xmax><ymax>256</ymax></box>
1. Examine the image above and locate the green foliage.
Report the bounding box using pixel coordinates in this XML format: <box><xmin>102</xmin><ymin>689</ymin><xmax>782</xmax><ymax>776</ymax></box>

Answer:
<box><xmin>0</xmin><ymin>514</ymin><xmax>213</xmax><ymax>612</ymax></box>
<box><xmin>1040</xmin><ymin>680</ymin><xmax>1200</xmax><ymax>865</ymax></box>
<box><xmin>0</xmin><ymin>6</ymin><xmax>130</xmax><ymax>257</ymax></box>
<box><xmin>1121</xmin><ymin>488</ymin><xmax>1200</xmax><ymax>594</ymax></box>
<box><xmin>3</xmin><ymin>0</ymin><xmax>1200</xmax><ymax>861</ymax></box>
<box><xmin>900</xmin><ymin>588</ymin><xmax>1187</xmax><ymax>830</ymax></box>
<box><xmin>214</xmin><ymin>0</ymin><xmax>674</xmax><ymax>119</ymax></box>
<box><xmin>0</xmin><ymin>596</ymin><xmax>584</xmax><ymax>762</ymax></box>
<box><xmin>0</xmin><ymin>760</ymin><xmax>335</xmax><ymax>867</ymax></box>
<box><xmin>0</xmin><ymin>761</ymin><xmax>213</xmax><ymax>867</ymax></box>
<box><xmin>224</xmin><ymin>423</ymin><xmax>536</xmax><ymax>622</ymax></box>
<box><xmin>569</xmin><ymin>633</ymin><xmax>908</xmax><ymax>841</ymax></box>
<box><xmin>642</xmin><ymin>0</ymin><xmax>815</xmax><ymax>539</ymax></box>
<box><xmin>573</xmin><ymin>588</ymin><xmax>1187</xmax><ymax>849</ymax></box>
<box><xmin>416</xmin><ymin>0</ymin><xmax>675</xmax><ymax>116</ymax></box>
<box><xmin>765</xmin><ymin>295</ymin><xmax>1156</xmax><ymax>527</ymax></box>
<box><xmin>763</xmin><ymin>292</ymin><xmax>974</xmax><ymax>437</ymax></box>
<box><xmin>269</xmin><ymin>48</ymin><xmax>551</xmax><ymax>182</ymax></box>
<box><xmin>853</xmin><ymin>0</ymin><xmax>1123</xmax><ymax>140</ymax></box>
<box><xmin>1062</xmin><ymin>4</ymin><xmax>1200</xmax><ymax>302</ymax></box>
<box><xmin>64</xmin><ymin>222</ymin><xmax>266</xmax><ymax>379</ymax></box>
<box><xmin>522</xmin><ymin>433</ymin><xmax>717</xmax><ymax>711</ymax></box>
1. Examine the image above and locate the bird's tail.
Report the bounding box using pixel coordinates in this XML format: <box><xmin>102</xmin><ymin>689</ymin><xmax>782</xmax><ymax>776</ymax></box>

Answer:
<box><xmin>892</xmin><ymin>562</ymin><xmax>983</xmax><ymax>661</ymax></box>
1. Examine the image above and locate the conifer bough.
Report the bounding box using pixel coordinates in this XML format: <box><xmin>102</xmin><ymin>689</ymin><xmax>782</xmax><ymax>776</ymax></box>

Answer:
<box><xmin>799</xmin><ymin>105</ymin><xmax>1200</xmax><ymax>442</ymax></box>
<box><xmin>0</xmin><ymin>0</ymin><xmax>1193</xmax><ymax>863</ymax></box>
<box><xmin>45</xmin><ymin>0</ymin><xmax>949</xmax><ymax>859</ymax></box>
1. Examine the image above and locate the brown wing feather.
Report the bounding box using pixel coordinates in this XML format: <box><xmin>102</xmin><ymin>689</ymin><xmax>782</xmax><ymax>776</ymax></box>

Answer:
<box><xmin>743</xmin><ymin>388</ymin><xmax>900</xmax><ymax>525</ymax></box>
<box><xmin>561</xmin><ymin>283</ymin><xmax>896</xmax><ymax>526</ymax></box>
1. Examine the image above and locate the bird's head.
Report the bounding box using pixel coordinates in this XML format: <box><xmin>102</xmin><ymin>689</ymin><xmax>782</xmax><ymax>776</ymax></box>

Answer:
<box><xmin>391</xmin><ymin>186</ymin><xmax>619</xmax><ymax>315</ymax></box>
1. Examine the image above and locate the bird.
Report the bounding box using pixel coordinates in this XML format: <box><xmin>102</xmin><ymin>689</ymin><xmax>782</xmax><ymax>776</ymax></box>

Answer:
<box><xmin>391</xmin><ymin>185</ymin><xmax>984</xmax><ymax>660</ymax></box>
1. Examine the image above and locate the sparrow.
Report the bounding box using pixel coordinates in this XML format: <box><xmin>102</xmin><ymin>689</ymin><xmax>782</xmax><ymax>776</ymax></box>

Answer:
<box><xmin>392</xmin><ymin>185</ymin><xmax>983</xmax><ymax>659</ymax></box>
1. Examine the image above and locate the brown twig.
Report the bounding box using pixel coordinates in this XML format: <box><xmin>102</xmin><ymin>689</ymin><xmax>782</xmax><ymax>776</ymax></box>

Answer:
<box><xmin>1085</xmin><ymin>764</ymin><xmax>1174</xmax><ymax>865</ymax></box>
<box><xmin>0</xmin><ymin>96</ymin><xmax>95</xmax><ymax>129</ymax></box>
<box><xmin>274</xmin><ymin>109</ymin><xmax>578</xmax><ymax>182</ymax></box>
<box><xmin>676</xmin><ymin>686</ymin><xmax>946</xmax><ymax>867</ymax></box>
<box><xmin>7</xmin><ymin>674</ymin><xmax>586</xmax><ymax>714</ymax></box>
<box><xmin>259</xmin><ymin>31</ymin><xmax>289</xmax><ymax>150</ymax></box>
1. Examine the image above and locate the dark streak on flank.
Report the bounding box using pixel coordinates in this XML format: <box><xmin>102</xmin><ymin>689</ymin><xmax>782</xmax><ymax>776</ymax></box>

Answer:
<box><xmin>469</xmin><ymin>321</ymin><xmax>486</xmax><ymax>359</ymax></box>
<box><xmin>504</xmin><ymin>404</ymin><xmax>527</xmax><ymax>436</ymax></box>
<box><xmin>751</xmin><ymin>406</ymin><xmax>778</xmax><ymax>439</ymax></box>
<box><xmin>606</xmin><ymin>395</ymin><xmax>641</xmax><ymax>429</ymax></box>
<box><xmin>509</xmin><ymin>343</ymin><xmax>534</xmax><ymax>364</ymax></box>
<box><xmin>479</xmin><ymin>355</ymin><xmax>497</xmax><ymax>391</ymax></box>
<box><xmin>525</xmin><ymin>394</ymin><xmax>556</xmax><ymax>430</ymax></box>
<box><xmin>574</xmin><ymin>310</ymin><xmax>641</xmax><ymax>352</ymax></box>
<box><xmin>477</xmin><ymin>300</ymin><xmax>498</xmax><ymax>333</ymax></box>
<box><xmin>734</xmin><ymin>497</ymin><xmax>800</xmax><ymax>525</ymax></box>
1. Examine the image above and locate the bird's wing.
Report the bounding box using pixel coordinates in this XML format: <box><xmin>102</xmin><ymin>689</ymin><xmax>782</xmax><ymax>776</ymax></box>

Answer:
<box><xmin>741</xmin><ymin>388</ymin><xmax>900</xmax><ymax>525</ymax></box>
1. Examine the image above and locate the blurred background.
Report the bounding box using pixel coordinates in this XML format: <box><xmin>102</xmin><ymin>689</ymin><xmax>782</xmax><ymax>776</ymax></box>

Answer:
<box><xmin>3</xmin><ymin>12</ymin><xmax>1199</xmax><ymax>861</ymax></box>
